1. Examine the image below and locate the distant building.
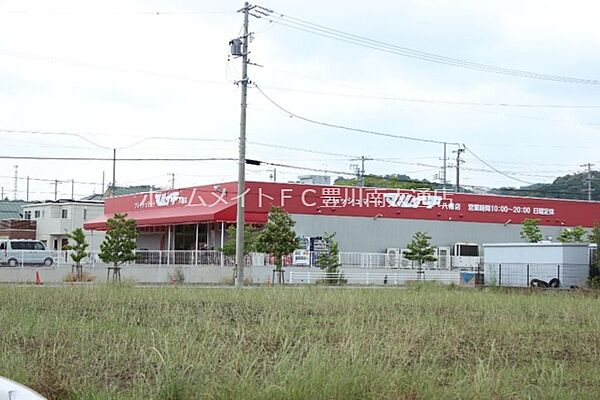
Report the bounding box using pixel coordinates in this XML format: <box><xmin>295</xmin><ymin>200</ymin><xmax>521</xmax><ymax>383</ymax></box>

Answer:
<box><xmin>23</xmin><ymin>200</ymin><xmax>105</xmax><ymax>251</ymax></box>
<box><xmin>297</xmin><ymin>175</ymin><xmax>331</xmax><ymax>185</ymax></box>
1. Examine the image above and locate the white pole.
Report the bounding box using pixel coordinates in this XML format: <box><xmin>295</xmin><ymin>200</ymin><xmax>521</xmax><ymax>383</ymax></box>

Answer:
<box><xmin>195</xmin><ymin>223</ymin><xmax>199</xmax><ymax>266</ymax></box>
<box><xmin>90</xmin><ymin>230</ymin><xmax>94</xmax><ymax>267</ymax></box>
<box><xmin>167</xmin><ymin>225</ymin><xmax>171</xmax><ymax>266</ymax></box>
<box><xmin>206</xmin><ymin>223</ymin><xmax>210</xmax><ymax>249</ymax></box>
<box><xmin>220</xmin><ymin>222</ymin><xmax>225</xmax><ymax>267</ymax></box>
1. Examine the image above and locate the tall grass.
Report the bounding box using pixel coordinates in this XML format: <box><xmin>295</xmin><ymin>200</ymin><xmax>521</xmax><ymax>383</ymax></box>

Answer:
<box><xmin>0</xmin><ymin>285</ymin><xmax>599</xmax><ymax>399</ymax></box>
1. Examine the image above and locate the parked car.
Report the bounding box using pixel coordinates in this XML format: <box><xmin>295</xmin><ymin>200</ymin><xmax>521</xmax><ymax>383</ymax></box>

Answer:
<box><xmin>0</xmin><ymin>240</ymin><xmax>54</xmax><ymax>267</ymax></box>
<box><xmin>0</xmin><ymin>376</ymin><xmax>45</xmax><ymax>400</ymax></box>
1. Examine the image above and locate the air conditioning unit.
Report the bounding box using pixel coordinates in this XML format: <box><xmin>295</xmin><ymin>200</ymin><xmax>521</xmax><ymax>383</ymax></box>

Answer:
<box><xmin>399</xmin><ymin>248</ymin><xmax>412</xmax><ymax>268</ymax></box>
<box><xmin>437</xmin><ymin>246</ymin><xmax>451</xmax><ymax>269</ymax></box>
<box><xmin>386</xmin><ymin>248</ymin><xmax>400</xmax><ymax>268</ymax></box>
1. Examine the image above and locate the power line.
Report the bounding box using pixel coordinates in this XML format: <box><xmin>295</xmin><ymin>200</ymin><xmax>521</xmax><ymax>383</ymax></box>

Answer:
<box><xmin>0</xmin><ymin>128</ymin><xmax>235</xmax><ymax>150</ymax></box>
<box><xmin>254</xmin><ymin>84</ymin><xmax>545</xmax><ymax>184</ymax></box>
<box><xmin>1</xmin><ymin>125</ymin><xmax>576</xmax><ymax>173</ymax></box>
<box><xmin>0</xmin><ymin>174</ymin><xmax>101</xmax><ymax>186</ymax></box>
<box><xmin>0</xmin><ymin>155</ymin><xmax>237</xmax><ymax>161</ymax></box>
<box><xmin>259</xmin><ymin>85</ymin><xmax>600</xmax><ymax>109</ymax></box>
<box><xmin>254</xmin><ymin>84</ymin><xmax>458</xmax><ymax>145</ymax></box>
<box><xmin>0</xmin><ymin>129</ymin><xmax>112</xmax><ymax>150</ymax></box>
<box><xmin>0</xmin><ymin>10</ymin><xmax>233</xmax><ymax>15</ymax></box>
<box><xmin>254</xmin><ymin>6</ymin><xmax>600</xmax><ymax>86</ymax></box>
<box><xmin>0</xmin><ymin>49</ymin><xmax>231</xmax><ymax>86</ymax></box>
<box><xmin>0</xmin><ymin>125</ymin><xmax>571</xmax><ymax>183</ymax></box>
<box><xmin>462</xmin><ymin>144</ymin><xmax>533</xmax><ymax>185</ymax></box>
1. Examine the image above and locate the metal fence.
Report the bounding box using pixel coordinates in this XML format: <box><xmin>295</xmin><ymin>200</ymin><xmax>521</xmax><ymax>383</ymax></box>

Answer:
<box><xmin>483</xmin><ymin>263</ymin><xmax>589</xmax><ymax>288</ymax></box>
<box><xmin>0</xmin><ymin>249</ymin><xmax>480</xmax><ymax>271</ymax></box>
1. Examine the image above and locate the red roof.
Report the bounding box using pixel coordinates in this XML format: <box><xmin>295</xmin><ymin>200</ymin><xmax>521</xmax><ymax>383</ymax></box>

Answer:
<box><xmin>84</xmin><ymin>200</ymin><xmax>237</xmax><ymax>230</ymax></box>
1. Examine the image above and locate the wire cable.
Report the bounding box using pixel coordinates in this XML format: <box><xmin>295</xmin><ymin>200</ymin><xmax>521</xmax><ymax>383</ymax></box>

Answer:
<box><xmin>462</xmin><ymin>144</ymin><xmax>533</xmax><ymax>185</ymax></box>
<box><xmin>0</xmin><ymin>155</ymin><xmax>237</xmax><ymax>161</ymax></box>
<box><xmin>254</xmin><ymin>84</ymin><xmax>459</xmax><ymax>146</ymax></box>
<box><xmin>259</xmin><ymin>84</ymin><xmax>600</xmax><ymax>109</ymax></box>
<box><xmin>0</xmin><ymin>128</ymin><xmax>236</xmax><ymax>150</ymax></box>
<box><xmin>254</xmin><ymin>6</ymin><xmax>600</xmax><ymax>85</ymax></box>
<box><xmin>254</xmin><ymin>84</ymin><xmax>543</xmax><ymax>184</ymax></box>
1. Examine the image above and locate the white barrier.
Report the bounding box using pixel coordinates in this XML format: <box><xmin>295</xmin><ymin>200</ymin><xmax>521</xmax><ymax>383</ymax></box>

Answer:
<box><xmin>289</xmin><ymin>270</ymin><xmax>460</xmax><ymax>285</ymax></box>
<box><xmin>1</xmin><ymin>250</ymin><xmax>481</xmax><ymax>270</ymax></box>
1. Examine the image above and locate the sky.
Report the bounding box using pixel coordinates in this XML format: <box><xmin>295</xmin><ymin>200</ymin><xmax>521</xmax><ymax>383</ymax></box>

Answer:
<box><xmin>1</xmin><ymin>0</ymin><xmax>599</xmax><ymax>201</ymax></box>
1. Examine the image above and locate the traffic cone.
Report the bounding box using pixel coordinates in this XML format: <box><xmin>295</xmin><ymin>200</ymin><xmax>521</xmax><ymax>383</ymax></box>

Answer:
<box><xmin>35</xmin><ymin>271</ymin><xmax>43</xmax><ymax>285</ymax></box>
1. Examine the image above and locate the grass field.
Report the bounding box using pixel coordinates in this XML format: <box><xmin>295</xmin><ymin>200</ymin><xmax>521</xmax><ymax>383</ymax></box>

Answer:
<box><xmin>1</xmin><ymin>284</ymin><xmax>600</xmax><ymax>399</ymax></box>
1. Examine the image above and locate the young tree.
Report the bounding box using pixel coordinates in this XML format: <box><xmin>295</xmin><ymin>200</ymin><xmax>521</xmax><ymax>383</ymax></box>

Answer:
<box><xmin>255</xmin><ymin>206</ymin><xmax>300</xmax><ymax>283</ymax></box>
<box><xmin>64</xmin><ymin>227</ymin><xmax>89</xmax><ymax>281</ymax></box>
<box><xmin>317</xmin><ymin>232</ymin><xmax>342</xmax><ymax>283</ymax></box>
<box><xmin>558</xmin><ymin>225</ymin><xmax>586</xmax><ymax>243</ymax></box>
<box><xmin>403</xmin><ymin>231</ymin><xmax>437</xmax><ymax>273</ymax></box>
<box><xmin>520</xmin><ymin>218</ymin><xmax>543</xmax><ymax>243</ymax></box>
<box><xmin>99</xmin><ymin>213</ymin><xmax>138</xmax><ymax>281</ymax></box>
<box><xmin>220</xmin><ymin>224</ymin><xmax>260</xmax><ymax>257</ymax></box>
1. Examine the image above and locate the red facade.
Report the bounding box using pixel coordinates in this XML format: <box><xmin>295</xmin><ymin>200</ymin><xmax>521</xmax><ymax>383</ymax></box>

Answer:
<box><xmin>84</xmin><ymin>181</ymin><xmax>600</xmax><ymax>230</ymax></box>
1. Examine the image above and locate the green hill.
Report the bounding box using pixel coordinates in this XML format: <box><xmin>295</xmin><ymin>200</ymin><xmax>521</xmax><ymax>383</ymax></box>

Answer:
<box><xmin>492</xmin><ymin>171</ymin><xmax>599</xmax><ymax>201</ymax></box>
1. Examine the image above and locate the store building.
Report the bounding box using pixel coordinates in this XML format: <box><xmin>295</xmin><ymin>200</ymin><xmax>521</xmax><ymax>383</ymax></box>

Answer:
<box><xmin>84</xmin><ymin>181</ymin><xmax>600</xmax><ymax>256</ymax></box>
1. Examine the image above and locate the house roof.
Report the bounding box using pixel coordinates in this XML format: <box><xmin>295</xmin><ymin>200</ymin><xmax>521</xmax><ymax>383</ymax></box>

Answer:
<box><xmin>22</xmin><ymin>199</ymin><xmax>104</xmax><ymax>209</ymax></box>
<box><xmin>104</xmin><ymin>185</ymin><xmax>163</xmax><ymax>198</ymax></box>
<box><xmin>0</xmin><ymin>200</ymin><xmax>29</xmax><ymax>219</ymax></box>
<box><xmin>81</xmin><ymin>193</ymin><xmax>104</xmax><ymax>201</ymax></box>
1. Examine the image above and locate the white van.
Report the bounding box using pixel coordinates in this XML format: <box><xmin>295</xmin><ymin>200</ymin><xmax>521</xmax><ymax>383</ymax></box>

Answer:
<box><xmin>0</xmin><ymin>240</ymin><xmax>54</xmax><ymax>267</ymax></box>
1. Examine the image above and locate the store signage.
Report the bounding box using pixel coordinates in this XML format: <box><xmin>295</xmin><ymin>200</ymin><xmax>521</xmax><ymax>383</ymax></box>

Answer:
<box><xmin>102</xmin><ymin>182</ymin><xmax>597</xmax><ymax>227</ymax></box>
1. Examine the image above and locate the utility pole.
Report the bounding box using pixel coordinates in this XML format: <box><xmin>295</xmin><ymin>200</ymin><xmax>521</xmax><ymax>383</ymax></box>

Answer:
<box><xmin>13</xmin><ymin>165</ymin><xmax>18</xmax><ymax>200</ymax></box>
<box><xmin>360</xmin><ymin>156</ymin><xmax>367</xmax><ymax>187</ymax></box>
<box><xmin>268</xmin><ymin>168</ymin><xmax>277</xmax><ymax>182</ymax></box>
<box><xmin>112</xmin><ymin>148</ymin><xmax>117</xmax><ymax>196</ymax></box>
<box><xmin>102</xmin><ymin>171</ymin><xmax>105</xmax><ymax>194</ymax></box>
<box><xmin>581</xmin><ymin>163</ymin><xmax>595</xmax><ymax>201</ymax></box>
<box><xmin>234</xmin><ymin>2</ymin><xmax>253</xmax><ymax>288</ymax></box>
<box><xmin>442</xmin><ymin>142</ymin><xmax>447</xmax><ymax>192</ymax></box>
<box><xmin>71</xmin><ymin>179</ymin><xmax>75</xmax><ymax>200</ymax></box>
<box><xmin>350</xmin><ymin>156</ymin><xmax>371</xmax><ymax>187</ymax></box>
<box><xmin>170</xmin><ymin>173</ymin><xmax>175</xmax><ymax>189</ymax></box>
<box><xmin>54</xmin><ymin>179</ymin><xmax>58</xmax><ymax>201</ymax></box>
<box><xmin>26</xmin><ymin>176</ymin><xmax>30</xmax><ymax>202</ymax></box>
<box><xmin>454</xmin><ymin>147</ymin><xmax>465</xmax><ymax>193</ymax></box>
<box><xmin>1</xmin><ymin>187</ymin><xmax>4</xmax><ymax>200</ymax></box>
<box><xmin>350</xmin><ymin>163</ymin><xmax>360</xmax><ymax>184</ymax></box>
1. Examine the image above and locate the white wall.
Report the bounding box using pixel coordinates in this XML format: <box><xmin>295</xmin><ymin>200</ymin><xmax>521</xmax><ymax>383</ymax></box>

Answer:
<box><xmin>23</xmin><ymin>202</ymin><xmax>105</xmax><ymax>252</ymax></box>
<box><xmin>290</xmin><ymin>214</ymin><xmax>566</xmax><ymax>253</ymax></box>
